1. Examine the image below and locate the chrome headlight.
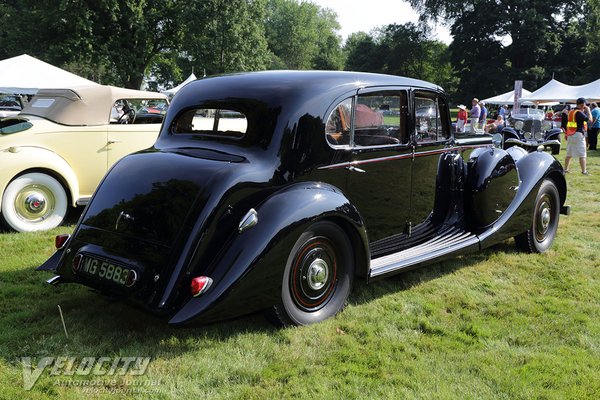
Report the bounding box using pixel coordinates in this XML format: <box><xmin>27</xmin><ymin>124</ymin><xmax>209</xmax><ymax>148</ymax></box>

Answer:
<box><xmin>541</xmin><ymin>121</ymin><xmax>552</xmax><ymax>131</ymax></box>
<box><xmin>514</xmin><ymin>120</ymin><xmax>524</xmax><ymax>130</ymax></box>
<box><xmin>535</xmin><ymin>131</ymin><xmax>544</xmax><ymax>140</ymax></box>
<box><xmin>524</xmin><ymin>131</ymin><xmax>532</xmax><ymax>139</ymax></box>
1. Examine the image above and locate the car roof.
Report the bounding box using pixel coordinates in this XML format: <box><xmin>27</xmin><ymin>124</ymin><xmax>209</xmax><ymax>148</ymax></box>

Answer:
<box><xmin>20</xmin><ymin>85</ymin><xmax>167</xmax><ymax>126</ymax></box>
<box><xmin>175</xmin><ymin>70</ymin><xmax>441</xmax><ymax>102</ymax></box>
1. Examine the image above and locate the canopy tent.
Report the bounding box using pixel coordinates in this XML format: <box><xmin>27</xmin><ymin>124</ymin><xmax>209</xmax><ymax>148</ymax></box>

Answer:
<box><xmin>0</xmin><ymin>54</ymin><xmax>98</xmax><ymax>95</ymax></box>
<box><xmin>162</xmin><ymin>73</ymin><xmax>197</xmax><ymax>96</ymax></box>
<box><xmin>482</xmin><ymin>88</ymin><xmax>532</xmax><ymax>105</ymax></box>
<box><xmin>524</xmin><ymin>78</ymin><xmax>600</xmax><ymax>103</ymax></box>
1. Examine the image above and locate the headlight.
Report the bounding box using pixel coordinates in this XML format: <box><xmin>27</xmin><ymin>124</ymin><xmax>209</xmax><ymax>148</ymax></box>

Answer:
<box><xmin>535</xmin><ymin>131</ymin><xmax>544</xmax><ymax>140</ymax></box>
<box><xmin>514</xmin><ymin>120</ymin><xmax>524</xmax><ymax>130</ymax></box>
<box><xmin>524</xmin><ymin>131</ymin><xmax>532</xmax><ymax>139</ymax></box>
<box><xmin>542</xmin><ymin>121</ymin><xmax>552</xmax><ymax>131</ymax></box>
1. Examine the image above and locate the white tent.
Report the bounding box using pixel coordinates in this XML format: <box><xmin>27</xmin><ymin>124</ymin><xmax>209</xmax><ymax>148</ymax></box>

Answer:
<box><xmin>523</xmin><ymin>78</ymin><xmax>600</xmax><ymax>103</ymax></box>
<box><xmin>482</xmin><ymin>88</ymin><xmax>532</xmax><ymax>105</ymax></box>
<box><xmin>0</xmin><ymin>54</ymin><xmax>98</xmax><ymax>95</ymax></box>
<box><xmin>162</xmin><ymin>73</ymin><xmax>197</xmax><ymax>96</ymax></box>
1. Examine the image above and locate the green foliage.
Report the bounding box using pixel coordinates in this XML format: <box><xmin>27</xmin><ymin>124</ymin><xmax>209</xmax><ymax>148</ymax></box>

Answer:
<box><xmin>265</xmin><ymin>0</ymin><xmax>344</xmax><ymax>70</ymax></box>
<box><xmin>344</xmin><ymin>24</ymin><xmax>458</xmax><ymax>98</ymax></box>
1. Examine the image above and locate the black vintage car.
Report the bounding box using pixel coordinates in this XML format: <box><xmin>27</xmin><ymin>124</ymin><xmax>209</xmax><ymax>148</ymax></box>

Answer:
<box><xmin>39</xmin><ymin>71</ymin><xmax>569</xmax><ymax>326</ymax></box>
<box><xmin>501</xmin><ymin>108</ymin><xmax>562</xmax><ymax>154</ymax></box>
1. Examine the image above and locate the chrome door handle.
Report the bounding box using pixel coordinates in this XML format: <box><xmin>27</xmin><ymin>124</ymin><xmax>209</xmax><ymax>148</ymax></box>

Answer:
<box><xmin>107</xmin><ymin>140</ymin><xmax>122</xmax><ymax>144</ymax></box>
<box><xmin>346</xmin><ymin>165</ymin><xmax>366</xmax><ymax>173</ymax></box>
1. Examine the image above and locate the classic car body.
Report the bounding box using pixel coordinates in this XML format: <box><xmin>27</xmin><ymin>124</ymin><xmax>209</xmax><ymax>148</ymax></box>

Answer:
<box><xmin>0</xmin><ymin>85</ymin><xmax>168</xmax><ymax>232</ymax></box>
<box><xmin>501</xmin><ymin>108</ymin><xmax>561</xmax><ymax>154</ymax></box>
<box><xmin>40</xmin><ymin>71</ymin><xmax>569</xmax><ymax>326</ymax></box>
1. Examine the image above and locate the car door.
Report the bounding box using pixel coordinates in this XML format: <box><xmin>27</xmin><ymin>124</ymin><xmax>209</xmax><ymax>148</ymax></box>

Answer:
<box><xmin>107</xmin><ymin>98</ymin><xmax>166</xmax><ymax>168</ymax></box>
<box><xmin>409</xmin><ymin>91</ymin><xmax>452</xmax><ymax>230</ymax></box>
<box><xmin>343</xmin><ymin>88</ymin><xmax>413</xmax><ymax>242</ymax></box>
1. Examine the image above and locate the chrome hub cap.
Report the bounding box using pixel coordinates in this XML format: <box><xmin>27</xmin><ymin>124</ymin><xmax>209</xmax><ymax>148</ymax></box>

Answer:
<box><xmin>14</xmin><ymin>185</ymin><xmax>55</xmax><ymax>221</ymax></box>
<box><xmin>539</xmin><ymin>204</ymin><xmax>551</xmax><ymax>233</ymax></box>
<box><xmin>306</xmin><ymin>258</ymin><xmax>329</xmax><ymax>290</ymax></box>
<box><xmin>25</xmin><ymin>194</ymin><xmax>46</xmax><ymax>214</ymax></box>
<box><xmin>535</xmin><ymin>196</ymin><xmax>553</xmax><ymax>242</ymax></box>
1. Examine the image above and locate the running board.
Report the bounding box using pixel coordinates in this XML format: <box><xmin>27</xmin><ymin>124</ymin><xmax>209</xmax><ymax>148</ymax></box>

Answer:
<box><xmin>369</xmin><ymin>228</ymin><xmax>480</xmax><ymax>279</ymax></box>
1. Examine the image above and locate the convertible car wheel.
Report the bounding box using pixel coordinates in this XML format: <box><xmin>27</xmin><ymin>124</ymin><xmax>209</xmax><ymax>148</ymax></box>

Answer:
<box><xmin>270</xmin><ymin>221</ymin><xmax>354</xmax><ymax>326</ymax></box>
<box><xmin>1</xmin><ymin>173</ymin><xmax>68</xmax><ymax>232</ymax></box>
<box><xmin>515</xmin><ymin>179</ymin><xmax>560</xmax><ymax>253</ymax></box>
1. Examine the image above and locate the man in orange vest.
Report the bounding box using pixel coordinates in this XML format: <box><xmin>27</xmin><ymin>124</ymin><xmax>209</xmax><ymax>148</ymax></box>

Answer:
<box><xmin>564</xmin><ymin>97</ymin><xmax>591</xmax><ymax>175</ymax></box>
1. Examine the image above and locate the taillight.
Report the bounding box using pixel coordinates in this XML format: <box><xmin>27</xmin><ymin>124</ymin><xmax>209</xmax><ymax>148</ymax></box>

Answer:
<box><xmin>190</xmin><ymin>276</ymin><xmax>213</xmax><ymax>297</ymax></box>
<box><xmin>55</xmin><ymin>234</ymin><xmax>70</xmax><ymax>250</ymax></box>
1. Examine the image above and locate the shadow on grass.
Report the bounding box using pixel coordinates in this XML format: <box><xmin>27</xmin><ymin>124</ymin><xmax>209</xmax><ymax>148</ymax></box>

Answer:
<box><xmin>349</xmin><ymin>240</ymin><xmax>519</xmax><ymax>306</ymax></box>
<box><xmin>0</xmin><ymin>239</ymin><xmax>519</xmax><ymax>363</ymax></box>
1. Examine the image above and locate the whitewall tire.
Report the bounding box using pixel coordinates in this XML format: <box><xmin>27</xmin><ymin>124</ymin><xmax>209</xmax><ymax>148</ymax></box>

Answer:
<box><xmin>1</xmin><ymin>173</ymin><xmax>68</xmax><ymax>232</ymax></box>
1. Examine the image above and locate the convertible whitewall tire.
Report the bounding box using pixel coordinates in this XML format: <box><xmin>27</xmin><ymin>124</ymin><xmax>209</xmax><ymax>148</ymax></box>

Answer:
<box><xmin>1</xmin><ymin>173</ymin><xmax>68</xmax><ymax>232</ymax></box>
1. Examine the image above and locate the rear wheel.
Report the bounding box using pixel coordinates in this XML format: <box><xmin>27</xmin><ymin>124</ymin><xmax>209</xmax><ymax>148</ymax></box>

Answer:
<box><xmin>269</xmin><ymin>221</ymin><xmax>354</xmax><ymax>326</ymax></box>
<box><xmin>1</xmin><ymin>173</ymin><xmax>68</xmax><ymax>232</ymax></box>
<box><xmin>514</xmin><ymin>179</ymin><xmax>560</xmax><ymax>253</ymax></box>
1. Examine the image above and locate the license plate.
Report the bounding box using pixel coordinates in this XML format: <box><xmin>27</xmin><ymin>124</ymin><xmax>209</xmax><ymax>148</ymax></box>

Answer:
<box><xmin>77</xmin><ymin>255</ymin><xmax>137</xmax><ymax>287</ymax></box>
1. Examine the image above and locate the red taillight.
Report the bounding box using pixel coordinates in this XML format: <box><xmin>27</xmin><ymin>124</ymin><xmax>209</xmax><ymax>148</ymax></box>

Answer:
<box><xmin>72</xmin><ymin>254</ymin><xmax>83</xmax><ymax>272</ymax></box>
<box><xmin>190</xmin><ymin>276</ymin><xmax>213</xmax><ymax>297</ymax></box>
<box><xmin>55</xmin><ymin>234</ymin><xmax>70</xmax><ymax>249</ymax></box>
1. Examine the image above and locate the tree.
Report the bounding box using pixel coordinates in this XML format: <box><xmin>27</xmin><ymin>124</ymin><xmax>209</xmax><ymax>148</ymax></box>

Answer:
<box><xmin>265</xmin><ymin>0</ymin><xmax>343</xmax><ymax>70</ymax></box>
<box><xmin>343</xmin><ymin>24</ymin><xmax>457</xmax><ymax>99</ymax></box>
<box><xmin>183</xmin><ymin>0</ymin><xmax>271</xmax><ymax>76</ymax></box>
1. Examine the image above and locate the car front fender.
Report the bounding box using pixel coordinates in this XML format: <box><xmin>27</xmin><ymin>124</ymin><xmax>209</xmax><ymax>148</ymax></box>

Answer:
<box><xmin>0</xmin><ymin>146</ymin><xmax>79</xmax><ymax>207</ymax></box>
<box><xmin>168</xmin><ymin>182</ymin><xmax>368</xmax><ymax>325</ymax></box>
<box><xmin>478</xmin><ymin>149</ymin><xmax>566</xmax><ymax>249</ymax></box>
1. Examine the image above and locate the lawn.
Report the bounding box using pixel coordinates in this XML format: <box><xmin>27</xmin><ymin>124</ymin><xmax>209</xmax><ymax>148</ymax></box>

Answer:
<box><xmin>0</xmin><ymin>151</ymin><xmax>599</xmax><ymax>399</ymax></box>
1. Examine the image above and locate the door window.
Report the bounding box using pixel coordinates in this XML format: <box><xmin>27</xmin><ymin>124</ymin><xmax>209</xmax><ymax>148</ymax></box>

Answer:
<box><xmin>414</xmin><ymin>95</ymin><xmax>449</xmax><ymax>143</ymax></box>
<box><xmin>325</xmin><ymin>91</ymin><xmax>408</xmax><ymax>148</ymax></box>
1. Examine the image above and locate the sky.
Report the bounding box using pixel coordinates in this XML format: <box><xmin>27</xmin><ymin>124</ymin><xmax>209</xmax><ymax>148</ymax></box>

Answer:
<box><xmin>309</xmin><ymin>0</ymin><xmax>452</xmax><ymax>44</ymax></box>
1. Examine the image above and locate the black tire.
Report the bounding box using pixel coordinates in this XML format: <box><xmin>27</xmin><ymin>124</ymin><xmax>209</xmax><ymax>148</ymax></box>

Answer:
<box><xmin>514</xmin><ymin>179</ymin><xmax>560</xmax><ymax>253</ymax></box>
<box><xmin>268</xmin><ymin>221</ymin><xmax>354</xmax><ymax>326</ymax></box>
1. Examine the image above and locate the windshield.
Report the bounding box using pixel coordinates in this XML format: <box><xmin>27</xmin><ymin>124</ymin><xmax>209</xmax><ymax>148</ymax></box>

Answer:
<box><xmin>0</xmin><ymin>94</ymin><xmax>23</xmax><ymax>111</ymax></box>
<box><xmin>510</xmin><ymin>108</ymin><xmax>545</xmax><ymax>120</ymax></box>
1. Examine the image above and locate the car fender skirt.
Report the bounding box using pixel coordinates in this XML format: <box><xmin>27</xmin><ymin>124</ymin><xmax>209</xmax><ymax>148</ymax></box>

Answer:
<box><xmin>168</xmin><ymin>182</ymin><xmax>367</xmax><ymax>325</ymax></box>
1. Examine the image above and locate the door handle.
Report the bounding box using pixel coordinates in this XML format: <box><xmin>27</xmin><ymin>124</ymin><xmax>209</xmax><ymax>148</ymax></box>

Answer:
<box><xmin>107</xmin><ymin>140</ymin><xmax>122</xmax><ymax>144</ymax></box>
<box><xmin>345</xmin><ymin>165</ymin><xmax>366</xmax><ymax>173</ymax></box>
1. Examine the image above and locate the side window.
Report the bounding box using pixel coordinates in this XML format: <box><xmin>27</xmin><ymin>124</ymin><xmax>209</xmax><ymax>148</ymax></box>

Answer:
<box><xmin>326</xmin><ymin>98</ymin><xmax>352</xmax><ymax>146</ymax></box>
<box><xmin>110</xmin><ymin>99</ymin><xmax>168</xmax><ymax>124</ymax></box>
<box><xmin>173</xmin><ymin>108</ymin><xmax>247</xmax><ymax>139</ymax></box>
<box><xmin>415</xmin><ymin>95</ymin><xmax>449</xmax><ymax>143</ymax></box>
<box><xmin>354</xmin><ymin>92</ymin><xmax>407</xmax><ymax>146</ymax></box>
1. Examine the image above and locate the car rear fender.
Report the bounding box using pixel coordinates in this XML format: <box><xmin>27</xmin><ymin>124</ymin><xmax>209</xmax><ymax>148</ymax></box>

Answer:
<box><xmin>168</xmin><ymin>181</ymin><xmax>367</xmax><ymax>325</ymax></box>
<box><xmin>0</xmin><ymin>146</ymin><xmax>79</xmax><ymax>207</ymax></box>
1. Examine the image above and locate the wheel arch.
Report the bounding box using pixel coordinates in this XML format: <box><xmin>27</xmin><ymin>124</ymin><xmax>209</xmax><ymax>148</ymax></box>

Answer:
<box><xmin>0</xmin><ymin>147</ymin><xmax>80</xmax><ymax>208</ymax></box>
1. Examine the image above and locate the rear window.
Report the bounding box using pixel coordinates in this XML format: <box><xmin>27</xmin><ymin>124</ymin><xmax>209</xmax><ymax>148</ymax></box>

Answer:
<box><xmin>173</xmin><ymin>108</ymin><xmax>248</xmax><ymax>139</ymax></box>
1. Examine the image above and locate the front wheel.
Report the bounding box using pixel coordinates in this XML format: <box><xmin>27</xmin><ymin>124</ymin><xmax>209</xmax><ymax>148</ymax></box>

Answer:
<box><xmin>514</xmin><ymin>179</ymin><xmax>560</xmax><ymax>253</ymax></box>
<box><xmin>269</xmin><ymin>221</ymin><xmax>354</xmax><ymax>326</ymax></box>
<box><xmin>1</xmin><ymin>173</ymin><xmax>68</xmax><ymax>232</ymax></box>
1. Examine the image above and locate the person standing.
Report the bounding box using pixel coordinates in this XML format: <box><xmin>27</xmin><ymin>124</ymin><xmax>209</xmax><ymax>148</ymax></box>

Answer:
<box><xmin>470</xmin><ymin>98</ymin><xmax>480</xmax><ymax>132</ymax></box>
<box><xmin>589</xmin><ymin>102</ymin><xmax>600</xmax><ymax>150</ymax></box>
<box><xmin>456</xmin><ymin>104</ymin><xmax>468</xmax><ymax>132</ymax></box>
<box><xmin>564</xmin><ymin>97</ymin><xmax>591</xmax><ymax>175</ymax></box>
<box><xmin>478</xmin><ymin>101</ymin><xmax>488</xmax><ymax>129</ymax></box>
<box><xmin>498</xmin><ymin>104</ymin><xmax>508</xmax><ymax>119</ymax></box>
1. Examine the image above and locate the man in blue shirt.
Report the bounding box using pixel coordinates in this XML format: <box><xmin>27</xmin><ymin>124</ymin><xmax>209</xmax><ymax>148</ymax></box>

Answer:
<box><xmin>478</xmin><ymin>101</ymin><xmax>488</xmax><ymax>129</ymax></box>
<box><xmin>589</xmin><ymin>102</ymin><xmax>600</xmax><ymax>150</ymax></box>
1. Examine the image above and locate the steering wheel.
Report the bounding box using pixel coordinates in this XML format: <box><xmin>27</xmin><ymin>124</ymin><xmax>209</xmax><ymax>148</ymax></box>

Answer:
<box><xmin>118</xmin><ymin>108</ymin><xmax>135</xmax><ymax>124</ymax></box>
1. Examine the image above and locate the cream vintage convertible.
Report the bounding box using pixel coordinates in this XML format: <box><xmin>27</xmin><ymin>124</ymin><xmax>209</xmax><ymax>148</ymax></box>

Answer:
<box><xmin>0</xmin><ymin>85</ymin><xmax>168</xmax><ymax>232</ymax></box>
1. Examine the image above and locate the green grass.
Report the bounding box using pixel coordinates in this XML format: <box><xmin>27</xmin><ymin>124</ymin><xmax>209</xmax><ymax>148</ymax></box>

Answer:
<box><xmin>1</xmin><ymin>151</ymin><xmax>599</xmax><ymax>399</ymax></box>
